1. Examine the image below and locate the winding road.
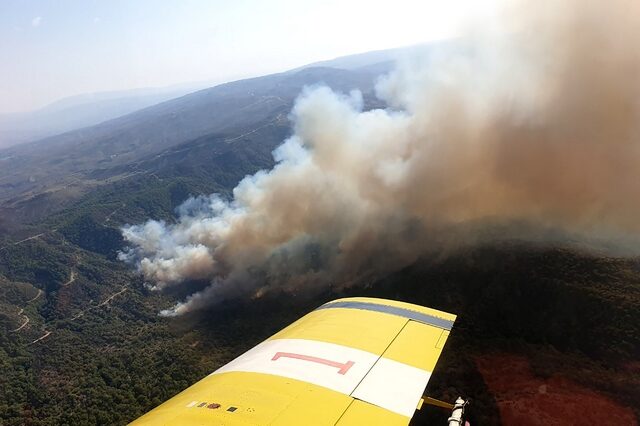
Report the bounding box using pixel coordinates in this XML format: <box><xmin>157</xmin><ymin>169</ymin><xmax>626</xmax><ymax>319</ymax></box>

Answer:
<box><xmin>3</xmin><ymin>229</ymin><xmax>129</xmax><ymax>347</ymax></box>
<box><xmin>28</xmin><ymin>331</ymin><xmax>52</xmax><ymax>345</ymax></box>
<box><xmin>10</xmin><ymin>289</ymin><xmax>42</xmax><ymax>333</ymax></box>
<box><xmin>103</xmin><ymin>203</ymin><xmax>126</xmax><ymax>224</ymax></box>
<box><xmin>26</xmin><ymin>289</ymin><xmax>42</xmax><ymax>303</ymax></box>
<box><xmin>10</xmin><ymin>308</ymin><xmax>29</xmax><ymax>332</ymax></box>
<box><xmin>0</xmin><ymin>229</ymin><xmax>58</xmax><ymax>252</ymax></box>
<box><xmin>69</xmin><ymin>286</ymin><xmax>128</xmax><ymax>321</ymax></box>
<box><xmin>62</xmin><ymin>271</ymin><xmax>76</xmax><ymax>287</ymax></box>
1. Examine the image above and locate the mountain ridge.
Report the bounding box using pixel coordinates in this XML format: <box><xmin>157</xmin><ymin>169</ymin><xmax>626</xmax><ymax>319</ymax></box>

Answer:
<box><xmin>0</xmin><ymin>66</ymin><xmax>384</xmax><ymax>225</ymax></box>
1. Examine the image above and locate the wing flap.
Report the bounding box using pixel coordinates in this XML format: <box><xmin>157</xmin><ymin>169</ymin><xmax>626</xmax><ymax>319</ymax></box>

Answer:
<box><xmin>341</xmin><ymin>317</ymin><xmax>455</xmax><ymax>424</ymax></box>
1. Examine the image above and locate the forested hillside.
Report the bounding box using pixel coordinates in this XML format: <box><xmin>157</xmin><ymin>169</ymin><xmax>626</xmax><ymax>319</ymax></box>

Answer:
<box><xmin>0</xmin><ymin>58</ymin><xmax>638</xmax><ymax>425</ymax></box>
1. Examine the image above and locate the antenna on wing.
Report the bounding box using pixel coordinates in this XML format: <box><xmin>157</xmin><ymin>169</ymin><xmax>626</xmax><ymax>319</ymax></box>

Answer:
<box><xmin>418</xmin><ymin>395</ymin><xmax>471</xmax><ymax>426</ymax></box>
<box><xmin>447</xmin><ymin>397</ymin><xmax>470</xmax><ymax>426</ymax></box>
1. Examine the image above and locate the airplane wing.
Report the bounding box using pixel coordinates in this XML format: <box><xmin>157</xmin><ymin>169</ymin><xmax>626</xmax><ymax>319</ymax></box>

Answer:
<box><xmin>129</xmin><ymin>297</ymin><xmax>456</xmax><ymax>425</ymax></box>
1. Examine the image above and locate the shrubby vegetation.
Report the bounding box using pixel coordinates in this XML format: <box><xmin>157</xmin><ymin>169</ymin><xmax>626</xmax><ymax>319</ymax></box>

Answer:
<box><xmin>0</xmin><ymin>136</ymin><xmax>286</xmax><ymax>425</ymax></box>
<box><xmin>0</xmin><ymin>129</ymin><xmax>638</xmax><ymax>424</ymax></box>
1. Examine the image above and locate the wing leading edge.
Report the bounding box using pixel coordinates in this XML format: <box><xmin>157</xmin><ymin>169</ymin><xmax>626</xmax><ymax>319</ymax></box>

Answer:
<box><xmin>129</xmin><ymin>297</ymin><xmax>456</xmax><ymax>425</ymax></box>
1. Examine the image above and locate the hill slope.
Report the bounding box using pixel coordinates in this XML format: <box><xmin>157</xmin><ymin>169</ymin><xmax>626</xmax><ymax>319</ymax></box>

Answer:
<box><xmin>0</xmin><ymin>66</ymin><xmax>383</xmax><ymax>226</ymax></box>
<box><xmin>0</xmin><ymin>84</ymin><xmax>213</xmax><ymax>150</ymax></box>
<box><xmin>0</xmin><ymin>46</ymin><xmax>637</xmax><ymax>425</ymax></box>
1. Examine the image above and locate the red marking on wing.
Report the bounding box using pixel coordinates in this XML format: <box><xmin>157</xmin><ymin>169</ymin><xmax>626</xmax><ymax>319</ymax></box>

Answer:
<box><xmin>271</xmin><ymin>351</ymin><xmax>355</xmax><ymax>375</ymax></box>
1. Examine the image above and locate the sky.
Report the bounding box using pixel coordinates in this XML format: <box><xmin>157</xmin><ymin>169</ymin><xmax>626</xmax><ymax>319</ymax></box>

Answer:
<box><xmin>0</xmin><ymin>0</ymin><xmax>490</xmax><ymax>114</ymax></box>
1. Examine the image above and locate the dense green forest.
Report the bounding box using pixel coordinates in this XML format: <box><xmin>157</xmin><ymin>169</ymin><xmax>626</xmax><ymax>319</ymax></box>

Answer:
<box><xmin>0</xmin><ymin>137</ymin><xmax>283</xmax><ymax>424</ymax></box>
<box><xmin>2</xmin><ymin>179</ymin><xmax>639</xmax><ymax>424</ymax></box>
<box><xmin>0</xmin><ymin>86</ymin><xmax>638</xmax><ymax>424</ymax></box>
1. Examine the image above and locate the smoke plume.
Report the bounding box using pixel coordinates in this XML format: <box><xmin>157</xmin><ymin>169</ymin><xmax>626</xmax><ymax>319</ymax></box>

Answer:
<box><xmin>121</xmin><ymin>0</ymin><xmax>640</xmax><ymax>316</ymax></box>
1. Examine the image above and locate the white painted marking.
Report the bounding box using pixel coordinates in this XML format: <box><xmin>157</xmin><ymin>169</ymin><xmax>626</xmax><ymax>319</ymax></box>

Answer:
<box><xmin>210</xmin><ymin>338</ymin><xmax>433</xmax><ymax>417</ymax></box>
<box><xmin>352</xmin><ymin>357</ymin><xmax>432</xmax><ymax>417</ymax></box>
<box><xmin>271</xmin><ymin>351</ymin><xmax>355</xmax><ymax>374</ymax></box>
<box><xmin>186</xmin><ymin>401</ymin><xmax>198</xmax><ymax>408</ymax></box>
<box><xmin>212</xmin><ymin>338</ymin><xmax>378</xmax><ymax>395</ymax></box>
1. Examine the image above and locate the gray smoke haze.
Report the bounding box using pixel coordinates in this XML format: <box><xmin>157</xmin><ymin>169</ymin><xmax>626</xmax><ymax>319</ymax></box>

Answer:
<box><xmin>120</xmin><ymin>0</ymin><xmax>640</xmax><ymax>316</ymax></box>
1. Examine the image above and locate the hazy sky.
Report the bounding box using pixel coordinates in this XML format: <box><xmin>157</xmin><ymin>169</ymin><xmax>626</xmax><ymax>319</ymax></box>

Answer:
<box><xmin>0</xmin><ymin>0</ymin><xmax>488</xmax><ymax>114</ymax></box>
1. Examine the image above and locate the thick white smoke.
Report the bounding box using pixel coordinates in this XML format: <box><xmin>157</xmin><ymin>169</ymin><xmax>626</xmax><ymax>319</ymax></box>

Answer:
<box><xmin>121</xmin><ymin>0</ymin><xmax>640</xmax><ymax>316</ymax></box>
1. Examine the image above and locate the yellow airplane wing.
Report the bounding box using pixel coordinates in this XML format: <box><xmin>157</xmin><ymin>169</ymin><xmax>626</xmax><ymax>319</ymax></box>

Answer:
<box><xmin>129</xmin><ymin>297</ymin><xmax>456</xmax><ymax>425</ymax></box>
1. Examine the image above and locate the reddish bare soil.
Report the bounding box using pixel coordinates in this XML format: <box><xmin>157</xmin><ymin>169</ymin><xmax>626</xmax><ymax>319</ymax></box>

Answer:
<box><xmin>626</xmin><ymin>362</ymin><xmax>640</xmax><ymax>375</ymax></box>
<box><xmin>476</xmin><ymin>354</ymin><xmax>638</xmax><ymax>426</ymax></box>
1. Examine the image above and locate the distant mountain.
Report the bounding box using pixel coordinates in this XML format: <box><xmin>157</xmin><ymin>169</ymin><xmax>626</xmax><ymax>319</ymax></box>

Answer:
<box><xmin>297</xmin><ymin>44</ymin><xmax>426</xmax><ymax>71</ymax></box>
<box><xmin>0</xmin><ymin>65</ymin><xmax>385</xmax><ymax>223</ymax></box>
<box><xmin>0</xmin><ymin>83</ymin><xmax>213</xmax><ymax>149</ymax></box>
<box><xmin>295</xmin><ymin>41</ymin><xmax>457</xmax><ymax>73</ymax></box>
<box><xmin>0</xmin><ymin>43</ymin><xmax>454</xmax><ymax>223</ymax></box>
<box><xmin>0</xmin><ymin>43</ymin><xmax>440</xmax><ymax>151</ymax></box>
<box><xmin>0</xmin><ymin>43</ymin><xmax>465</xmax><ymax>225</ymax></box>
